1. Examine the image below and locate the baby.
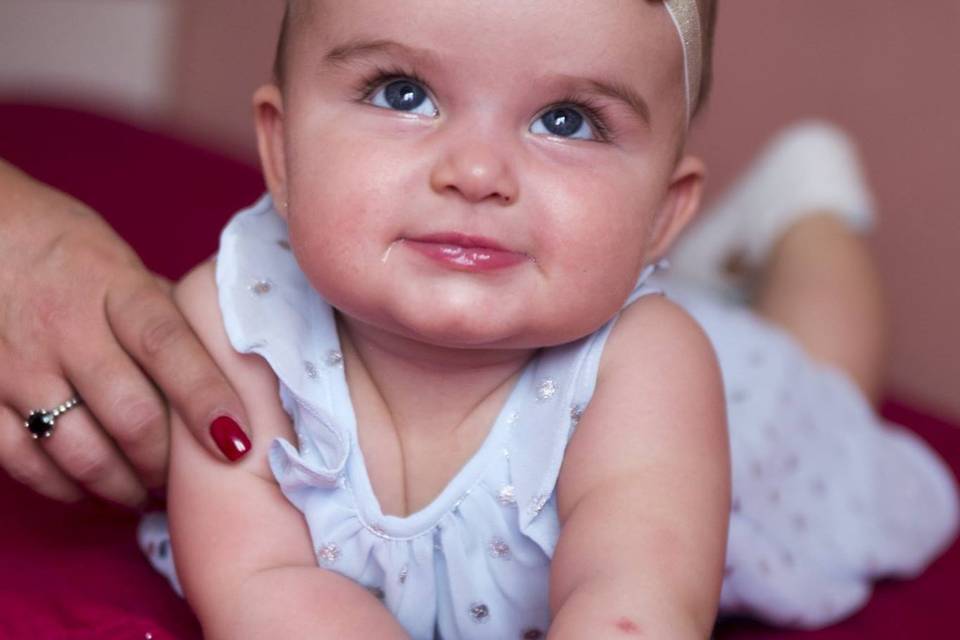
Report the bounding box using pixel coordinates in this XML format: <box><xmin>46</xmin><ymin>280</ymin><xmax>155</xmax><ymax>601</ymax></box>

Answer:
<box><xmin>143</xmin><ymin>0</ymin><xmax>957</xmax><ymax>638</ymax></box>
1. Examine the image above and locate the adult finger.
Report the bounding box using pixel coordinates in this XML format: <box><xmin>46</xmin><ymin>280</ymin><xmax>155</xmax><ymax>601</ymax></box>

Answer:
<box><xmin>0</xmin><ymin>404</ymin><xmax>84</xmax><ymax>503</ymax></box>
<box><xmin>106</xmin><ymin>278</ymin><xmax>251</xmax><ymax>463</ymax></box>
<box><xmin>12</xmin><ymin>378</ymin><xmax>147</xmax><ymax>507</ymax></box>
<box><xmin>61</xmin><ymin>333</ymin><xmax>169</xmax><ymax>489</ymax></box>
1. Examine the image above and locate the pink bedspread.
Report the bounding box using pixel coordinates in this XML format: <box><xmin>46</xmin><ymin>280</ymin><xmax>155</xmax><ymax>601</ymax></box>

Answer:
<box><xmin>0</xmin><ymin>103</ymin><xmax>956</xmax><ymax>638</ymax></box>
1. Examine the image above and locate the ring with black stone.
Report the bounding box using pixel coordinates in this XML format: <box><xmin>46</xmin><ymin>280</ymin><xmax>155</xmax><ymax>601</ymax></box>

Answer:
<box><xmin>24</xmin><ymin>396</ymin><xmax>83</xmax><ymax>440</ymax></box>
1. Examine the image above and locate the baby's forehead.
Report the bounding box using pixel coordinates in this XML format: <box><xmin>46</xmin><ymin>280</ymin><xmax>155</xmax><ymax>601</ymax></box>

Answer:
<box><xmin>294</xmin><ymin>0</ymin><xmax>683</xmax><ymax>75</ymax></box>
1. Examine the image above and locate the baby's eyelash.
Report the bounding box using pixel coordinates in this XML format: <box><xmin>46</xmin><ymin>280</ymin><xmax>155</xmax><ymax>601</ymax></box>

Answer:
<box><xmin>354</xmin><ymin>65</ymin><xmax>432</xmax><ymax>102</ymax></box>
<box><xmin>352</xmin><ymin>69</ymin><xmax>616</xmax><ymax>142</ymax></box>
<box><xmin>552</xmin><ymin>94</ymin><xmax>616</xmax><ymax>142</ymax></box>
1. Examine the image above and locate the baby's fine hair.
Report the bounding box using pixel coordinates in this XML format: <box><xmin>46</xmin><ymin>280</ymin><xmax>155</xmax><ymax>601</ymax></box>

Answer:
<box><xmin>272</xmin><ymin>0</ymin><xmax>718</xmax><ymax>119</ymax></box>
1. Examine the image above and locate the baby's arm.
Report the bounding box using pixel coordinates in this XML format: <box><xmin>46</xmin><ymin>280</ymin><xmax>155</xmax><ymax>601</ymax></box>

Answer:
<box><xmin>167</xmin><ymin>260</ymin><xmax>409</xmax><ymax>640</ymax></box>
<box><xmin>550</xmin><ymin>297</ymin><xmax>730</xmax><ymax>639</ymax></box>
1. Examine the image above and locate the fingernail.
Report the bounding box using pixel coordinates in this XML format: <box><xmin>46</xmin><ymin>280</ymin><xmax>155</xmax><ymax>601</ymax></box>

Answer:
<box><xmin>210</xmin><ymin>416</ymin><xmax>251</xmax><ymax>461</ymax></box>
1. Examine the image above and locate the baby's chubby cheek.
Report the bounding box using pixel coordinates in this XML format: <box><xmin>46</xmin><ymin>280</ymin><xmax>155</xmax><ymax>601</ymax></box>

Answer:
<box><xmin>283</xmin><ymin>148</ymin><xmax>422</xmax><ymax>293</ymax></box>
<box><xmin>538</xmin><ymin>180</ymin><xmax>652</xmax><ymax>275</ymax></box>
<box><xmin>287</xmin><ymin>138</ymin><xmax>410</xmax><ymax>238</ymax></box>
<box><xmin>285</xmin><ymin>200</ymin><xmax>387</xmax><ymax>289</ymax></box>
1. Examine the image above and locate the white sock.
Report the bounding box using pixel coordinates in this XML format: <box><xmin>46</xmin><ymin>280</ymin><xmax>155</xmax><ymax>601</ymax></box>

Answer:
<box><xmin>667</xmin><ymin>120</ymin><xmax>876</xmax><ymax>302</ymax></box>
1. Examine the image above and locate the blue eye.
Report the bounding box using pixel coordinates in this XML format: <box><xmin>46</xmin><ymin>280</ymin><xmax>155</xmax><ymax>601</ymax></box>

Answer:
<box><xmin>530</xmin><ymin>106</ymin><xmax>594</xmax><ymax>140</ymax></box>
<box><xmin>370</xmin><ymin>79</ymin><xmax>438</xmax><ymax>117</ymax></box>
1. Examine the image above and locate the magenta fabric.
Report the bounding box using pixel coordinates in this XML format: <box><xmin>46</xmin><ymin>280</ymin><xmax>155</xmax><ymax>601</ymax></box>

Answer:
<box><xmin>0</xmin><ymin>103</ymin><xmax>956</xmax><ymax>637</ymax></box>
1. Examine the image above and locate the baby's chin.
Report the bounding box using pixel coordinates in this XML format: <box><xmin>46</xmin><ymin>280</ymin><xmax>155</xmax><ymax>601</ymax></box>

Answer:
<box><xmin>313</xmin><ymin>266</ymin><xmax>628</xmax><ymax>352</ymax></box>
<box><xmin>340</xmin><ymin>299</ymin><xmax>611</xmax><ymax>353</ymax></box>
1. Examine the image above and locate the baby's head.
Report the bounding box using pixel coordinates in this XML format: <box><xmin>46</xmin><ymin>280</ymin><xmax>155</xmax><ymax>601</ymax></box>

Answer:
<box><xmin>253</xmin><ymin>0</ymin><xmax>717</xmax><ymax>350</ymax></box>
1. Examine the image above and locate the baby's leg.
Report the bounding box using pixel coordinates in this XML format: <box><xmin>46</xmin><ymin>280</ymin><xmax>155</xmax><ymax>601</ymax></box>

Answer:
<box><xmin>669</xmin><ymin>121</ymin><xmax>886</xmax><ymax>402</ymax></box>
<box><xmin>750</xmin><ymin>212</ymin><xmax>887</xmax><ymax>403</ymax></box>
<box><xmin>670</xmin><ymin>121</ymin><xmax>875</xmax><ymax>303</ymax></box>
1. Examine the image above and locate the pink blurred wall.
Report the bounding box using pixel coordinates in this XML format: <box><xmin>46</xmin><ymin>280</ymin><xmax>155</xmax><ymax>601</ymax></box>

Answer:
<box><xmin>167</xmin><ymin>0</ymin><xmax>281</xmax><ymax>159</ymax></box>
<box><xmin>166</xmin><ymin>0</ymin><xmax>960</xmax><ymax>419</ymax></box>
<box><xmin>686</xmin><ymin>1</ymin><xmax>960</xmax><ymax>420</ymax></box>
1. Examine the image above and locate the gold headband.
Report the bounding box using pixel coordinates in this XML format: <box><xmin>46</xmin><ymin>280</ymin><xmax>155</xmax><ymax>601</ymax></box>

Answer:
<box><xmin>663</xmin><ymin>0</ymin><xmax>703</xmax><ymax>123</ymax></box>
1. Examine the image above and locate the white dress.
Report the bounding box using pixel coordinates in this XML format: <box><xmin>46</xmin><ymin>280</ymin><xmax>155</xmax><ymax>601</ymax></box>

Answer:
<box><xmin>140</xmin><ymin>194</ymin><xmax>958</xmax><ymax>636</ymax></box>
<box><xmin>652</xmin><ymin>271</ymin><xmax>958</xmax><ymax>628</ymax></box>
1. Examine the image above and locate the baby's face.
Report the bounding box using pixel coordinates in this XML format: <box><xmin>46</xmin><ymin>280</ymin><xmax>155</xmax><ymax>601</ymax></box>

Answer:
<box><xmin>257</xmin><ymin>0</ymin><xmax>701</xmax><ymax>349</ymax></box>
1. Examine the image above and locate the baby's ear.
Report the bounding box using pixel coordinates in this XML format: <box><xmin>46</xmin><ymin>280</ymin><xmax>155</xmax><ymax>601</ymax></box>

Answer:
<box><xmin>646</xmin><ymin>155</ymin><xmax>706</xmax><ymax>261</ymax></box>
<box><xmin>253</xmin><ymin>84</ymin><xmax>289</xmax><ymax>218</ymax></box>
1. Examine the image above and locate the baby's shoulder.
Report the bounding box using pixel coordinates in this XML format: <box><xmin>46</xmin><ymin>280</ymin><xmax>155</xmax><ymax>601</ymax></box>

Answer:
<box><xmin>599</xmin><ymin>293</ymin><xmax>717</xmax><ymax>379</ymax></box>
<box><xmin>174</xmin><ymin>259</ymin><xmax>292</xmax><ymax>479</ymax></box>
<box><xmin>174</xmin><ymin>259</ymin><xmax>236</xmax><ymax>358</ymax></box>
<box><xmin>564</xmin><ymin>292</ymin><xmax>724</xmax><ymax>461</ymax></box>
<box><xmin>174</xmin><ymin>258</ymin><xmax>217</xmax><ymax>322</ymax></box>
<box><xmin>556</xmin><ymin>293</ymin><xmax>728</xmax><ymax>519</ymax></box>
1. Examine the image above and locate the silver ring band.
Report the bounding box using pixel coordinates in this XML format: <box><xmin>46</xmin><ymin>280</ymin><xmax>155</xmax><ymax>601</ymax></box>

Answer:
<box><xmin>24</xmin><ymin>395</ymin><xmax>83</xmax><ymax>440</ymax></box>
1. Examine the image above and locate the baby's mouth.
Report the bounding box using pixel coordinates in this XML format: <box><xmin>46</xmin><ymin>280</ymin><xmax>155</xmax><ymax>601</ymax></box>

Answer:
<box><xmin>402</xmin><ymin>233</ymin><xmax>531</xmax><ymax>271</ymax></box>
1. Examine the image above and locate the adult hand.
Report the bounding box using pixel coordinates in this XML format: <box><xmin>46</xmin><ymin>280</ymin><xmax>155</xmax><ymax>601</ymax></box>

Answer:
<box><xmin>0</xmin><ymin>159</ymin><xmax>251</xmax><ymax>507</ymax></box>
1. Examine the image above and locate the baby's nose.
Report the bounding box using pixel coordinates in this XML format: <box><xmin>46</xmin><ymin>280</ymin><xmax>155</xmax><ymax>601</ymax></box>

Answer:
<box><xmin>429</xmin><ymin>140</ymin><xmax>519</xmax><ymax>206</ymax></box>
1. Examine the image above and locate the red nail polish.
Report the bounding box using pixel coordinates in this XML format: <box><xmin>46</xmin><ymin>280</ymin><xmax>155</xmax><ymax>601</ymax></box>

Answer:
<box><xmin>210</xmin><ymin>416</ymin><xmax>251</xmax><ymax>461</ymax></box>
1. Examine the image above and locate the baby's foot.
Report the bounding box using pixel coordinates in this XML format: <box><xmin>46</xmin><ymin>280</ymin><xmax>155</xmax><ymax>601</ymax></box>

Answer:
<box><xmin>668</xmin><ymin>120</ymin><xmax>876</xmax><ymax>302</ymax></box>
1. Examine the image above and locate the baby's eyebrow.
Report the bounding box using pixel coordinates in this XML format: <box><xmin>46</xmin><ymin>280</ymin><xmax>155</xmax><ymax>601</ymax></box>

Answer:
<box><xmin>324</xmin><ymin>38</ymin><xmax>439</xmax><ymax>67</ymax></box>
<box><xmin>323</xmin><ymin>38</ymin><xmax>651</xmax><ymax>127</ymax></box>
<box><xmin>555</xmin><ymin>75</ymin><xmax>652</xmax><ymax>127</ymax></box>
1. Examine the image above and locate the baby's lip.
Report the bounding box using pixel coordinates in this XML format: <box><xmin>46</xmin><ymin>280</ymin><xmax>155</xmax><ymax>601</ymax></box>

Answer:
<box><xmin>402</xmin><ymin>232</ymin><xmax>531</xmax><ymax>271</ymax></box>
<box><xmin>405</xmin><ymin>232</ymin><xmax>511</xmax><ymax>252</ymax></box>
